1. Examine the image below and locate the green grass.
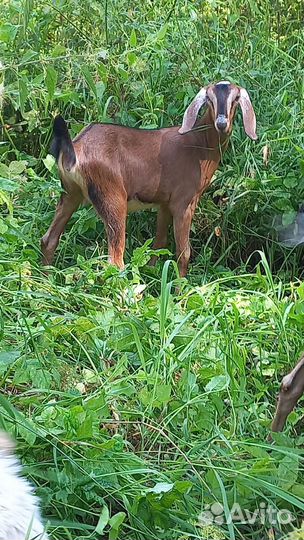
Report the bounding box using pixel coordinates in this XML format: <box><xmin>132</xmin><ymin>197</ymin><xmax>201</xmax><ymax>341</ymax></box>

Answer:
<box><xmin>1</xmin><ymin>0</ymin><xmax>304</xmax><ymax>538</ymax></box>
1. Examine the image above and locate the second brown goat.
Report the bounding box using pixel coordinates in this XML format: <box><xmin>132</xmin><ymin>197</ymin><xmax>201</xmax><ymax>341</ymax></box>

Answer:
<box><xmin>42</xmin><ymin>81</ymin><xmax>257</xmax><ymax>276</ymax></box>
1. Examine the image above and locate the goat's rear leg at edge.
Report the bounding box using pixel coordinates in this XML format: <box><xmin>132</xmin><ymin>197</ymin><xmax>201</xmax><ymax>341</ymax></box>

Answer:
<box><xmin>149</xmin><ymin>205</ymin><xmax>172</xmax><ymax>267</ymax></box>
<box><xmin>41</xmin><ymin>190</ymin><xmax>83</xmax><ymax>265</ymax></box>
<box><xmin>271</xmin><ymin>355</ymin><xmax>304</xmax><ymax>433</ymax></box>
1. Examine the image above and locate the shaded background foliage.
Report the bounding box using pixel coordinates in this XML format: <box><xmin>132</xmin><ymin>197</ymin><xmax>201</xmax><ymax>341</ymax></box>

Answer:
<box><xmin>0</xmin><ymin>1</ymin><xmax>304</xmax><ymax>539</ymax></box>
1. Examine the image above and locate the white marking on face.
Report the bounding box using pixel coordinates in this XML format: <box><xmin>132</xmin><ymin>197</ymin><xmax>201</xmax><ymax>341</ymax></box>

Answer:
<box><xmin>216</xmin><ymin>80</ymin><xmax>231</xmax><ymax>85</ymax></box>
<box><xmin>216</xmin><ymin>114</ymin><xmax>228</xmax><ymax>123</ymax></box>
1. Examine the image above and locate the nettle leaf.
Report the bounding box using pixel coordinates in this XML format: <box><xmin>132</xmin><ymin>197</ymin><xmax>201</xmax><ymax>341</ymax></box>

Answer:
<box><xmin>45</xmin><ymin>65</ymin><xmax>58</xmax><ymax>102</ymax></box>
<box><xmin>9</xmin><ymin>160</ymin><xmax>27</xmax><ymax>176</ymax></box>
<box><xmin>278</xmin><ymin>454</ymin><xmax>299</xmax><ymax>490</ymax></box>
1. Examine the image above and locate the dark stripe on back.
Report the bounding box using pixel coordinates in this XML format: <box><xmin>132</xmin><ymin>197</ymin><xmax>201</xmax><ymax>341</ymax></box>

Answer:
<box><xmin>73</xmin><ymin>123</ymin><xmax>98</xmax><ymax>143</ymax></box>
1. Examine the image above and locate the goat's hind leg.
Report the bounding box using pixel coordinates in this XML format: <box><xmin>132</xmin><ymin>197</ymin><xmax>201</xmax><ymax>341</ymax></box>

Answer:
<box><xmin>41</xmin><ymin>190</ymin><xmax>83</xmax><ymax>265</ymax></box>
<box><xmin>87</xmin><ymin>181</ymin><xmax>127</xmax><ymax>269</ymax></box>
<box><xmin>172</xmin><ymin>200</ymin><xmax>197</xmax><ymax>278</ymax></box>
<box><xmin>149</xmin><ymin>205</ymin><xmax>172</xmax><ymax>266</ymax></box>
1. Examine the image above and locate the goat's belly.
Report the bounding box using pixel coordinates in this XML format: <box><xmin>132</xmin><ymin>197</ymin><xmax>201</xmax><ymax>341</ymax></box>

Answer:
<box><xmin>127</xmin><ymin>200</ymin><xmax>158</xmax><ymax>213</ymax></box>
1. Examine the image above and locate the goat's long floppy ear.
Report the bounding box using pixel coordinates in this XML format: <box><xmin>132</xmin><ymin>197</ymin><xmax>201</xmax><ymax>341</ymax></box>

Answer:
<box><xmin>239</xmin><ymin>88</ymin><xmax>257</xmax><ymax>140</ymax></box>
<box><xmin>178</xmin><ymin>88</ymin><xmax>207</xmax><ymax>134</ymax></box>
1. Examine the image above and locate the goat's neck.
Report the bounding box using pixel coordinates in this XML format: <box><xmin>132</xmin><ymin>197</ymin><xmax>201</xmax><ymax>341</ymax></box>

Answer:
<box><xmin>194</xmin><ymin>109</ymin><xmax>230</xmax><ymax>161</ymax></box>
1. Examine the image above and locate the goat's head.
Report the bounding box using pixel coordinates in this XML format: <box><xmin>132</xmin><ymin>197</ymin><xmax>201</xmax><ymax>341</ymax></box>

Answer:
<box><xmin>179</xmin><ymin>81</ymin><xmax>257</xmax><ymax>140</ymax></box>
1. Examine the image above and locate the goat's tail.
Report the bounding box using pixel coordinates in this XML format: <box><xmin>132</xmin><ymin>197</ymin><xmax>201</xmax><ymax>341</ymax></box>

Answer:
<box><xmin>50</xmin><ymin>115</ymin><xmax>76</xmax><ymax>171</ymax></box>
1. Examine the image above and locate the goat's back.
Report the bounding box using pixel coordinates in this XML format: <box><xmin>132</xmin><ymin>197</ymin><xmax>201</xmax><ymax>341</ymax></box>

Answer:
<box><xmin>70</xmin><ymin>123</ymin><xmax>202</xmax><ymax>205</ymax></box>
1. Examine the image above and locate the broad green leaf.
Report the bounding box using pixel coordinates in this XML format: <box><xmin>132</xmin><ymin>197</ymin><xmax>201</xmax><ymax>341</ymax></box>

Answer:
<box><xmin>0</xmin><ymin>394</ymin><xmax>37</xmax><ymax>445</ymax></box>
<box><xmin>0</xmin><ymin>350</ymin><xmax>21</xmax><ymax>367</ymax></box>
<box><xmin>77</xmin><ymin>413</ymin><xmax>94</xmax><ymax>439</ymax></box>
<box><xmin>9</xmin><ymin>160</ymin><xmax>27</xmax><ymax>176</ymax></box>
<box><xmin>109</xmin><ymin>512</ymin><xmax>127</xmax><ymax>526</ymax></box>
<box><xmin>282</xmin><ymin>211</ymin><xmax>297</xmax><ymax>227</ymax></box>
<box><xmin>155</xmin><ymin>24</ymin><xmax>168</xmax><ymax>41</ymax></box>
<box><xmin>130</xmin><ymin>28</ymin><xmax>137</xmax><ymax>47</ymax></box>
<box><xmin>0</xmin><ymin>163</ymin><xmax>10</xmax><ymax>178</ymax></box>
<box><xmin>149</xmin><ymin>482</ymin><xmax>174</xmax><ymax>494</ymax></box>
<box><xmin>43</xmin><ymin>154</ymin><xmax>55</xmax><ymax>172</ymax></box>
<box><xmin>95</xmin><ymin>505</ymin><xmax>109</xmax><ymax>534</ymax></box>
<box><xmin>84</xmin><ymin>392</ymin><xmax>109</xmax><ymax>416</ymax></box>
<box><xmin>20</xmin><ymin>50</ymin><xmax>38</xmax><ymax>64</ymax></box>
<box><xmin>51</xmin><ymin>44</ymin><xmax>66</xmax><ymax>57</ymax></box>
<box><xmin>82</xmin><ymin>65</ymin><xmax>97</xmax><ymax>98</ymax></box>
<box><xmin>205</xmin><ymin>375</ymin><xmax>230</xmax><ymax>392</ymax></box>
<box><xmin>292</xmin><ymin>484</ymin><xmax>304</xmax><ymax>498</ymax></box>
<box><xmin>18</xmin><ymin>78</ymin><xmax>28</xmax><ymax>115</ymax></box>
<box><xmin>45</xmin><ymin>65</ymin><xmax>57</xmax><ymax>102</ymax></box>
<box><xmin>0</xmin><ymin>178</ymin><xmax>17</xmax><ymax>193</ymax></box>
<box><xmin>156</xmin><ymin>384</ymin><xmax>171</xmax><ymax>404</ymax></box>
<box><xmin>283</xmin><ymin>175</ymin><xmax>298</xmax><ymax>188</ymax></box>
<box><xmin>278</xmin><ymin>454</ymin><xmax>299</xmax><ymax>490</ymax></box>
<box><xmin>174</xmin><ymin>481</ymin><xmax>193</xmax><ymax>493</ymax></box>
<box><xmin>96</xmin><ymin>81</ymin><xmax>106</xmax><ymax>102</ymax></box>
<box><xmin>127</xmin><ymin>52</ymin><xmax>137</xmax><ymax>66</ymax></box>
<box><xmin>0</xmin><ymin>23</ymin><xmax>18</xmax><ymax>43</ymax></box>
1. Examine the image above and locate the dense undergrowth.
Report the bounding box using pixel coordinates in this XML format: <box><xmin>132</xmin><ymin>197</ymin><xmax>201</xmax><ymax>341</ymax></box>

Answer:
<box><xmin>0</xmin><ymin>0</ymin><xmax>304</xmax><ymax>539</ymax></box>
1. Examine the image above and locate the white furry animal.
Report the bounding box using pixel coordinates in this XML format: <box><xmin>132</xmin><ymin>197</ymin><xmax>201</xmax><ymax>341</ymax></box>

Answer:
<box><xmin>0</xmin><ymin>431</ymin><xmax>49</xmax><ymax>540</ymax></box>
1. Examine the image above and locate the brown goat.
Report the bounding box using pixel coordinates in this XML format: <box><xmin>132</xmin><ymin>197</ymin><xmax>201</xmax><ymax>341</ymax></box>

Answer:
<box><xmin>42</xmin><ymin>81</ymin><xmax>257</xmax><ymax>276</ymax></box>
<box><xmin>271</xmin><ymin>355</ymin><xmax>304</xmax><ymax>432</ymax></box>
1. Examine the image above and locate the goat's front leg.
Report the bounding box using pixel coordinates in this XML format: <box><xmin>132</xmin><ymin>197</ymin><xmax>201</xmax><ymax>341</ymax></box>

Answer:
<box><xmin>271</xmin><ymin>356</ymin><xmax>304</xmax><ymax>432</ymax></box>
<box><xmin>172</xmin><ymin>201</ymin><xmax>197</xmax><ymax>277</ymax></box>
<box><xmin>41</xmin><ymin>190</ymin><xmax>83</xmax><ymax>265</ymax></box>
<box><xmin>149</xmin><ymin>205</ymin><xmax>172</xmax><ymax>266</ymax></box>
<box><xmin>87</xmin><ymin>181</ymin><xmax>127</xmax><ymax>269</ymax></box>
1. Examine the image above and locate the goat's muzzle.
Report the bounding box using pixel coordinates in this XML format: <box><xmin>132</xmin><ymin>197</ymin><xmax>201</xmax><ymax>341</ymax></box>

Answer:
<box><xmin>215</xmin><ymin>115</ymin><xmax>229</xmax><ymax>133</ymax></box>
